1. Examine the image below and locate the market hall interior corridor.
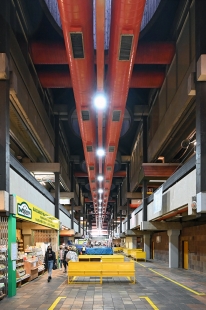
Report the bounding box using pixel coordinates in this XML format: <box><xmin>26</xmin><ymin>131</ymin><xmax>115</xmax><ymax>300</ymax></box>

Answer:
<box><xmin>1</xmin><ymin>260</ymin><xmax>206</xmax><ymax>310</ymax></box>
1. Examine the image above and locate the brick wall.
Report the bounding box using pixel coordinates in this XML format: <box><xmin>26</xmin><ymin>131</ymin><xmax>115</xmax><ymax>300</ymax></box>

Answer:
<box><xmin>151</xmin><ymin>231</ymin><xmax>169</xmax><ymax>263</ymax></box>
<box><xmin>180</xmin><ymin>223</ymin><xmax>206</xmax><ymax>272</ymax></box>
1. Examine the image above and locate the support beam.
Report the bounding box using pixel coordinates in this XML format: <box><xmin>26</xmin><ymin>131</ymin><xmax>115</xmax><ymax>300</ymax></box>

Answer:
<box><xmin>74</xmin><ymin>171</ymin><xmax>126</xmax><ymax>177</ymax></box>
<box><xmin>50</xmin><ymin>191</ymin><xmax>74</xmax><ymax>199</ymax></box>
<box><xmin>0</xmin><ymin>0</ymin><xmax>10</xmax><ymax>195</ymax></box>
<box><xmin>30</xmin><ymin>41</ymin><xmax>175</xmax><ymax>65</ymax></box>
<box><xmin>22</xmin><ymin>163</ymin><xmax>61</xmax><ymax>173</ymax></box>
<box><xmin>127</xmin><ymin>162</ymin><xmax>130</xmax><ymax>231</ymax></box>
<box><xmin>35</xmin><ymin>70</ymin><xmax>165</xmax><ymax>89</ymax></box>
<box><xmin>126</xmin><ymin>192</ymin><xmax>142</xmax><ymax>199</ymax></box>
<box><xmin>143</xmin><ymin>234</ymin><xmax>151</xmax><ymax>260</ymax></box>
<box><xmin>141</xmin><ymin>221</ymin><xmax>182</xmax><ymax>230</ymax></box>
<box><xmin>196</xmin><ymin>0</ymin><xmax>206</xmax><ymax>211</ymax></box>
<box><xmin>54</xmin><ymin>115</ymin><xmax>60</xmax><ymax>219</ymax></box>
<box><xmin>167</xmin><ymin>230</ymin><xmax>180</xmax><ymax>268</ymax></box>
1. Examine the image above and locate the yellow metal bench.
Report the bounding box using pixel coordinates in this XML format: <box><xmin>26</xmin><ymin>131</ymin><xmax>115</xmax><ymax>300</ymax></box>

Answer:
<box><xmin>78</xmin><ymin>255</ymin><xmax>101</xmax><ymax>261</ymax></box>
<box><xmin>68</xmin><ymin>261</ymin><xmax>135</xmax><ymax>284</ymax></box>
<box><xmin>113</xmin><ymin>247</ymin><xmax>123</xmax><ymax>253</ymax></box>
<box><xmin>101</xmin><ymin>255</ymin><xmax>124</xmax><ymax>262</ymax></box>
<box><xmin>78</xmin><ymin>255</ymin><xmax>125</xmax><ymax>262</ymax></box>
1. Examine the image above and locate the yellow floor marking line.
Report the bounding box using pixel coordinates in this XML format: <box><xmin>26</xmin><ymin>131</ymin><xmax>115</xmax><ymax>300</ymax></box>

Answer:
<box><xmin>135</xmin><ymin>261</ymin><xmax>146</xmax><ymax>267</ymax></box>
<box><xmin>149</xmin><ymin>268</ymin><xmax>205</xmax><ymax>296</ymax></box>
<box><xmin>48</xmin><ymin>297</ymin><xmax>66</xmax><ymax>310</ymax></box>
<box><xmin>140</xmin><ymin>296</ymin><xmax>159</xmax><ymax>310</ymax></box>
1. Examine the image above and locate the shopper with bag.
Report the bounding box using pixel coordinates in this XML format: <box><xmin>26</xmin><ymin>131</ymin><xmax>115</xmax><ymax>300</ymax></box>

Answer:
<box><xmin>44</xmin><ymin>245</ymin><xmax>56</xmax><ymax>282</ymax></box>
<box><xmin>63</xmin><ymin>246</ymin><xmax>69</xmax><ymax>273</ymax></box>
<box><xmin>66</xmin><ymin>246</ymin><xmax>78</xmax><ymax>263</ymax></box>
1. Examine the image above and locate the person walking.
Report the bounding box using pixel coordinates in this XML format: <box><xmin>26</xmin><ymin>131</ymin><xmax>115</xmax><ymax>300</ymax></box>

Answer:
<box><xmin>58</xmin><ymin>245</ymin><xmax>64</xmax><ymax>270</ymax></box>
<box><xmin>44</xmin><ymin>245</ymin><xmax>56</xmax><ymax>282</ymax></box>
<box><xmin>63</xmin><ymin>246</ymin><xmax>69</xmax><ymax>273</ymax></box>
<box><xmin>82</xmin><ymin>245</ymin><xmax>86</xmax><ymax>255</ymax></box>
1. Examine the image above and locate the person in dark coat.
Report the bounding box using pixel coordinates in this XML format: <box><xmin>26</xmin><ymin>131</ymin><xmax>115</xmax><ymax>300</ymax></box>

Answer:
<box><xmin>44</xmin><ymin>245</ymin><xmax>56</xmax><ymax>282</ymax></box>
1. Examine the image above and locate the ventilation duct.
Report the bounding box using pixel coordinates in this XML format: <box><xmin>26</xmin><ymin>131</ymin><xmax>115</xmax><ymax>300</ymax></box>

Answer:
<box><xmin>119</xmin><ymin>34</ymin><xmax>134</xmax><ymax>61</ymax></box>
<box><xmin>81</xmin><ymin>110</ymin><xmax>90</xmax><ymax>121</ymax></box>
<box><xmin>70</xmin><ymin>32</ymin><xmax>84</xmax><ymax>59</ymax></box>
<box><xmin>112</xmin><ymin>111</ymin><xmax>121</xmax><ymax>121</ymax></box>
<box><xmin>86</xmin><ymin>146</ymin><xmax>93</xmax><ymax>152</ymax></box>
<box><xmin>109</xmin><ymin>146</ymin><xmax>115</xmax><ymax>152</ymax></box>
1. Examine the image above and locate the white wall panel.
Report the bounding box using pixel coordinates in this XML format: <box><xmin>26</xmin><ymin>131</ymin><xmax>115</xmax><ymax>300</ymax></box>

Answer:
<box><xmin>10</xmin><ymin>168</ymin><xmax>54</xmax><ymax>215</ymax></box>
<box><xmin>147</xmin><ymin>169</ymin><xmax>196</xmax><ymax>221</ymax></box>
<box><xmin>59</xmin><ymin>210</ymin><xmax>71</xmax><ymax>228</ymax></box>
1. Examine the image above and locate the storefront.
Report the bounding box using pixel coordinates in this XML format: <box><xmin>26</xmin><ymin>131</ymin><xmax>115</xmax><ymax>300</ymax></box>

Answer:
<box><xmin>8</xmin><ymin>196</ymin><xmax>59</xmax><ymax>296</ymax></box>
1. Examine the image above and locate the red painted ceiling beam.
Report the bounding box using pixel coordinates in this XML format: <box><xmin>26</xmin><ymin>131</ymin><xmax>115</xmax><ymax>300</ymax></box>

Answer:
<box><xmin>38</xmin><ymin>71</ymin><xmax>72</xmax><ymax>88</ymax></box>
<box><xmin>102</xmin><ymin>0</ymin><xmax>146</xmax><ymax>209</ymax></box>
<box><xmin>37</xmin><ymin>70</ymin><xmax>165</xmax><ymax>89</ymax></box>
<box><xmin>130</xmin><ymin>71</ymin><xmax>165</xmax><ymax>88</ymax></box>
<box><xmin>135</xmin><ymin>42</ymin><xmax>175</xmax><ymax>64</ymax></box>
<box><xmin>74</xmin><ymin>171</ymin><xmax>126</xmax><ymax>177</ymax></box>
<box><xmin>57</xmin><ymin>0</ymin><xmax>97</xmax><ymax>205</ymax></box>
<box><xmin>30</xmin><ymin>41</ymin><xmax>175</xmax><ymax>65</ymax></box>
<box><xmin>96</xmin><ymin>0</ymin><xmax>105</xmax><ymax>199</ymax></box>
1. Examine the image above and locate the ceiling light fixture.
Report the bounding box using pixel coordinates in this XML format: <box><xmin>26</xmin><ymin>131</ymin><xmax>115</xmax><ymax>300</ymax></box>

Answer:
<box><xmin>98</xmin><ymin>188</ymin><xmax>103</xmax><ymax>194</ymax></box>
<box><xmin>96</xmin><ymin>148</ymin><xmax>105</xmax><ymax>157</ymax></box>
<box><xmin>97</xmin><ymin>175</ymin><xmax>104</xmax><ymax>182</ymax></box>
<box><xmin>93</xmin><ymin>92</ymin><xmax>107</xmax><ymax>110</ymax></box>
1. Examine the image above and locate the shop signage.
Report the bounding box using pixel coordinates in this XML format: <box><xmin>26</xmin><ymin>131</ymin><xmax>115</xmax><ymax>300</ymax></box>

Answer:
<box><xmin>17</xmin><ymin>202</ymin><xmax>32</xmax><ymax>219</ymax></box>
<box><xmin>16</xmin><ymin>196</ymin><xmax>59</xmax><ymax>230</ymax></box>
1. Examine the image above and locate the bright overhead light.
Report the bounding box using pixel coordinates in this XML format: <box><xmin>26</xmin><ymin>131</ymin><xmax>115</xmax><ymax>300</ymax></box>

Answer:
<box><xmin>98</xmin><ymin>188</ymin><xmax>103</xmax><ymax>194</ymax></box>
<box><xmin>94</xmin><ymin>93</ymin><xmax>107</xmax><ymax>110</ymax></box>
<box><xmin>97</xmin><ymin>175</ymin><xmax>104</xmax><ymax>182</ymax></box>
<box><xmin>99</xmin><ymin>199</ymin><xmax>102</xmax><ymax>203</ymax></box>
<box><xmin>96</xmin><ymin>148</ymin><xmax>105</xmax><ymax>157</ymax></box>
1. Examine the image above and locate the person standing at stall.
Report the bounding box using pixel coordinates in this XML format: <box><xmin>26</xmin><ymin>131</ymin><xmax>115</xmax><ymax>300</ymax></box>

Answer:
<box><xmin>44</xmin><ymin>245</ymin><xmax>56</xmax><ymax>282</ymax></box>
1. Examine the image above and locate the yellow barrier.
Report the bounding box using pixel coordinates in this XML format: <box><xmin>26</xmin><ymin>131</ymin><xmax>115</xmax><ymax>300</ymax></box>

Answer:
<box><xmin>78</xmin><ymin>255</ymin><xmax>125</xmax><ymax>262</ymax></box>
<box><xmin>68</xmin><ymin>261</ymin><xmax>135</xmax><ymax>284</ymax></box>
<box><xmin>123</xmin><ymin>248</ymin><xmax>143</xmax><ymax>257</ymax></box>
<box><xmin>130</xmin><ymin>250</ymin><xmax>146</xmax><ymax>261</ymax></box>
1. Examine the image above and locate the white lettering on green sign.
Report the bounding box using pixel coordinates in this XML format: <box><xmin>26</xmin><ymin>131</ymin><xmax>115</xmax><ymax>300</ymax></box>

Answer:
<box><xmin>17</xmin><ymin>202</ymin><xmax>32</xmax><ymax>219</ymax></box>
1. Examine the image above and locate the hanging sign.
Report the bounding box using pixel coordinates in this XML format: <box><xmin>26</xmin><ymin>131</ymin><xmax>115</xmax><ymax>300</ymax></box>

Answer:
<box><xmin>16</xmin><ymin>196</ymin><xmax>59</xmax><ymax>230</ymax></box>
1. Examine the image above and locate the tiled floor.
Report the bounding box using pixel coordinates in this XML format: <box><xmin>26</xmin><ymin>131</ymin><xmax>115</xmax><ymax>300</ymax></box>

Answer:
<box><xmin>1</xmin><ymin>260</ymin><xmax>206</xmax><ymax>309</ymax></box>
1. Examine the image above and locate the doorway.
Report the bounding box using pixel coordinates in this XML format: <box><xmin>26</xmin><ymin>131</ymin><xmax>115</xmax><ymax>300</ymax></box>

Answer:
<box><xmin>183</xmin><ymin>241</ymin><xmax>188</xmax><ymax>269</ymax></box>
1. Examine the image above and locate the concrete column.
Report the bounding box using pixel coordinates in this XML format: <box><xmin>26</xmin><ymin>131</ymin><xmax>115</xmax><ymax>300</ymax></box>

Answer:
<box><xmin>54</xmin><ymin>115</ymin><xmax>60</xmax><ymax>219</ymax></box>
<box><xmin>125</xmin><ymin>236</ymin><xmax>136</xmax><ymax>249</ymax></box>
<box><xmin>126</xmin><ymin>162</ymin><xmax>130</xmax><ymax>230</ymax></box>
<box><xmin>143</xmin><ymin>234</ymin><xmax>150</xmax><ymax>260</ymax></box>
<box><xmin>195</xmin><ymin>1</ymin><xmax>206</xmax><ymax>211</ymax></box>
<box><xmin>0</xmin><ymin>0</ymin><xmax>10</xmax><ymax>197</ymax></box>
<box><xmin>167</xmin><ymin>229</ymin><xmax>180</xmax><ymax>268</ymax></box>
